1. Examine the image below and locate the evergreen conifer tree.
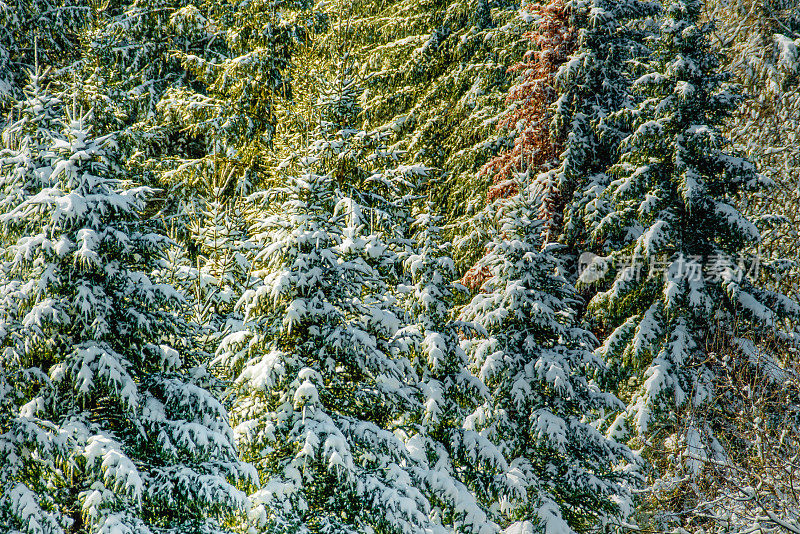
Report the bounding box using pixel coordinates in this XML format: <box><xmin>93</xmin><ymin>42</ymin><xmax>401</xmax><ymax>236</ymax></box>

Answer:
<box><xmin>552</xmin><ymin>0</ymin><xmax>659</xmax><ymax>258</ymax></box>
<box><xmin>157</xmin><ymin>173</ymin><xmax>253</xmax><ymax>370</ymax></box>
<box><xmin>0</xmin><ymin>71</ymin><xmax>61</xmax><ymax>211</ymax></box>
<box><xmin>588</xmin><ymin>0</ymin><xmax>800</xmax><ymax>513</ymax></box>
<box><xmin>460</xmin><ymin>191</ymin><xmax>637</xmax><ymax>534</ymax></box>
<box><xmin>0</xmin><ymin>80</ymin><xmax>252</xmax><ymax>533</ymax></box>
<box><xmin>214</xmin><ymin>69</ymin><xmax>441</xmax><ymax>533</ymax></box>
<box><xmin>707</xmin><ymin>0</ymin><xmax>800</xmax><ymax>297</ymax></box>
<box><xmin>399</xmin><ymin>203</ymin><xmax>506</xmax><ymax>534</ymax></box>
<box><xmin>159</xmin><ymin>0</ymin><xmax>311</xmax><ymax>186</ymax></box>
<box><xmin>187</xmin><ymin>181</ymin><xmax>252</xmax><ymax>355</ymax></box>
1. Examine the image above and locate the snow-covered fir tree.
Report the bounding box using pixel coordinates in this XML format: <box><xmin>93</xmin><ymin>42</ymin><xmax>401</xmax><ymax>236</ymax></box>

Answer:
<box><xmin>0</xmin><ymin>71</ymin><xmax>61</xmax><ymax>216</ymax></box>
<box><xmin>312</xmin><ymin>64</ymin><xmax>418</xmax><ymax>266</ymax></box>
<box><xmin>460</xmin><ymin>190</ymin><xmax>637</xmax><ymax>534</ymax></box>
<box><xmin>587</xmin><ymin>0</ymin><xmax>800</xmax><ymax>525</ymax></box>
<box><xmin>214</xmin><ymin>67</ymin><xmax>445</xmax><ymax>532</ymax></box>
<box><xmin>552</xmin><ymin>0</ymin><xmax>659</xmax><ymax>259</ymax></box>
<box><xmin>399</xmin><ymin>202</ymin><xmax>507</xmax><ymax>534</ymax></box>
<box><xmin>156</xmin><ymin>167</ymin><xmax>254</xmax><ymax>370</ymax></box>
<box><xmin>0</xmin><ymin>84</ymin><xmax>253</xmax><ymax>533</ymax></box>
<box><xmin>191</xmin><ymin>187</ymin><xmax>252</xmax><ymax>339</ymax></box>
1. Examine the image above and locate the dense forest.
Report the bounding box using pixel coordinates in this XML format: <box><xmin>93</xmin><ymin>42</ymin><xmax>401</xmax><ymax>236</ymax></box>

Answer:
<box><xmin>1</xmin><ymin>0</ymin><xmax>800</xmax><ymax>532</ymax></box>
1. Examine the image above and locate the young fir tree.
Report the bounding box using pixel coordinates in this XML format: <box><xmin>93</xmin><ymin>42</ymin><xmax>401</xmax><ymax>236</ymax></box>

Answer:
<box><xmin>0</xmin><ymin>82</ymin><xmax>253</xmax><ymax>533</ymax></box>
<box><xmin>214</xmin><ymin>69</ymin><xmax>442</xmax><ymax>532</ymax></box>
<box><xmin>399</xmin><ymin>203</ymin><xmax>507</xmax><ymax>534</ymax></box>
<box><xmin>0</xmin><ymin>71</ymin><xmax>61</xmax><ymax>216</ymax></box>
<box><xmin>460</xmin><ymin>191</ymin><xmax>637</xmax><ymax>534</ymax></box>
<box><xmin>187</xmin><ymin>179</ymin><xmax>253</xmax><ymax>351</ymax></box>
<box><xmin>588</xmin><ymin>0</ymin><xmax>800</xmax><ymax>519</ymax></box>
<box><xmin>157</xmin><ymin>169</ymin><xmax>254</xmax><ymax>370</ymax></box>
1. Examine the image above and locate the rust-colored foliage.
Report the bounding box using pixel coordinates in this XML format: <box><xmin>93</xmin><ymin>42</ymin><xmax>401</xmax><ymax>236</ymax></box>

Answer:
<box><xmin>483</xmin><ymin>0</ymin><xmax>575</xmax><ymax>207</ymax></box>
<box><xmin>462</xmin><ymin>0</ymin><xmax>575</xmax><ymax>290</ymax></box>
